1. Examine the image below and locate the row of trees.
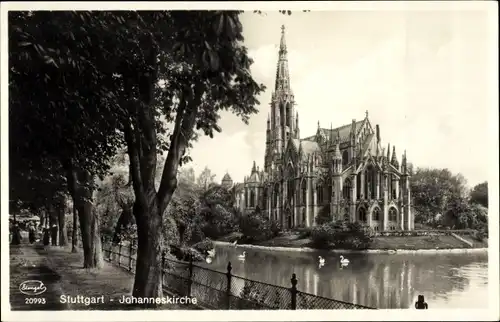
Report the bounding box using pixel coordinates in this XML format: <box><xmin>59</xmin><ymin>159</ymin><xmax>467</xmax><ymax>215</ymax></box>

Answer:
<box><xmin>9</xmin><ymin>11</ymin><xmax>267</xmax><ymax>300</ymax></box>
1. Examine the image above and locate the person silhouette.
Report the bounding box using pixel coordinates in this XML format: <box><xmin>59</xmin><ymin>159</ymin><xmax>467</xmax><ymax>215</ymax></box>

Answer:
<box><xmin>415</xmin><ymin>295</ymin><xmax>428</xmax><ymax>309</ymax></box>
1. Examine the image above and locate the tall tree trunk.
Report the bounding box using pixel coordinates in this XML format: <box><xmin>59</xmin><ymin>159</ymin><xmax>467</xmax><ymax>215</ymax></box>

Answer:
<box><xmin>71</xmin><ymin>205</ymin><xmax>78</xmax><ymax>252</ymax></box>
<box><xmin>66</xmin><ymin>164</ymin><xmax>79</xmax><ymax>252</ymax></box>
<box><xmin>132</xmin><ymin>194</ymin><xmax>164</xmax><ymax>302</ymax></box>
<box><xmin>113</xmin><ymin>207</ymin><xmax>133</xmax><ymax>243</ymax></box>
<box><xmin>57</xmin><ymin>200</ymin><xmax>68</xmax><ymax>246</ymax></box>
<box><xmin>77</xmin><ymin>170</ymin><xmax>103</xmax><ymax>269</ymax></box>
<box><xmin>65</xmin><ymin>160</ymin><xmax>103</xmax><ymax>268</ymax></box>
<box><xmin>48</xmin><ymin>205</ymin><xmax>58</xmax><ymax>246</ymax></box>
<box><xmin>124</xmin><ymin>53</ymin><xmax>199</xmax><ymax>301</ymax></box>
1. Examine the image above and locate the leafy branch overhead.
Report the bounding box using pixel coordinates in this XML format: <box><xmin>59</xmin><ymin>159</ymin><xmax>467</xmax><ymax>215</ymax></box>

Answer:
<box><xmin>9</xmin><ymin>10</ymin><xmax>266</xmax><ymax>294</ymax></box>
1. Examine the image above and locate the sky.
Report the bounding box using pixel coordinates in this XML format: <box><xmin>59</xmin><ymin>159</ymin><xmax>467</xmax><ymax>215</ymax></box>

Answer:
<box><xmin>187</xmin><ymin>9</ymin><xmax>495</xmax><ymax>188</ymax></box>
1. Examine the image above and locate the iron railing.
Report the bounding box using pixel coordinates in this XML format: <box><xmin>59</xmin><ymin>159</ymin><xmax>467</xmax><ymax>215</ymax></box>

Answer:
<box><xmin>99</xmin><ymin>238</ymin><xmax>376</xmax><ymax>310</ymax></box>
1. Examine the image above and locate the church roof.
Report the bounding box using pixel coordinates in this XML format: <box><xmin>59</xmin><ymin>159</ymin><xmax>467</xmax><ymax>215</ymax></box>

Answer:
<box><xmin>247</xmin><ymin>172</ymin><xmax>260</xmax><ymax>183</ymax></box>
<box><xmin>222</xmin><ymin>173</ymin><xmax>232</xmax><ymax>182</ymax></box>
<box><xmin>233</xmin><ymin>183</ymin><xmax>244</xmax><ymax>193</ymax></box>
<box><xmin>300</xmin><ymin>139</ymin><xmax>321</xmax><ymax>156</ymax></box>
<box><xmin>304</xmin><ymin>120</ymin><xmax>365</xmax><ymax>143</ymax></box>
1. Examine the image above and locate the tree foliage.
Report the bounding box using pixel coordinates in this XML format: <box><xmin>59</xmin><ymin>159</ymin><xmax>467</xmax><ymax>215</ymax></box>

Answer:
<box><xmin>410</xmin><ymin>168</ymin><xmax>468</xmax><ymax>224</ymax></box>
<box><xmin>470</xmin><ymin>181</ymin><xmax>488</xmax><ymax>208</ymax></box>
<box><xmin>196</xmin><ymin>166</ymin><xmax>217</xmax><ymax>191</ymax></box>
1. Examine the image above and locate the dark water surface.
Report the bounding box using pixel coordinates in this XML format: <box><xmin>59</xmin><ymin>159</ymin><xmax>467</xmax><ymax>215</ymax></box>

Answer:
<box><xmin>198</xmin><ymin>245</ymin><xmax>489</xmax><ymax>309</ymax></box>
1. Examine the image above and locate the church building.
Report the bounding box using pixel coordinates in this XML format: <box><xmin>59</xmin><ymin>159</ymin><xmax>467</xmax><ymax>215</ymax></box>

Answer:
<box><xmin>222</xmin><ymin>26</ymin><xmax>414</xmax><ymax>231</ymax></box>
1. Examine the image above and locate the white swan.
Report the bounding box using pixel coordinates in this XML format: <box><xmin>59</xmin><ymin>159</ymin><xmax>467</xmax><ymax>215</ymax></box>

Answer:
<box><xmin>207</xmin><ymin>248</ymin><xmax>216</xmax><ymax>257</ymax></box>
<box><xmin>318</xmin><ymin>256</ymin><xmax>325</xmax><ymax>266</ymax></box>
<box><xmin>238</xmin><ymin>251</ymin><xmax>246</xmax><ymax>260</ymax></box>
<box><xmin>232</xmin><ymin>240</ymin><xmax>238</xmax><ymax>247</ymax></box>
<box><xmin>340</xmin><ymin>255</ymin><xmax>350</xmax><ymax>266</ymax></box>
<box><xmin>205</xmin><ymin>256</ymin><xmax>213</xmax><ymax>264</ymax></box>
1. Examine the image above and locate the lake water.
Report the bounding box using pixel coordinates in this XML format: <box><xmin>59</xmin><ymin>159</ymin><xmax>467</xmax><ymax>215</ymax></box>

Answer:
<box><xmin>198</xmin><ymin>245</ymin><xmax>489</xmax><ymax>309</ymax></box>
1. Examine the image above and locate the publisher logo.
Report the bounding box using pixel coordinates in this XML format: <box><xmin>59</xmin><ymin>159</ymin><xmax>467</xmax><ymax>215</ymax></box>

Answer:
<box><xmin>19</xmin><ymin>280</ymin><xmax>47</xmax><ymax>296</ymax></box>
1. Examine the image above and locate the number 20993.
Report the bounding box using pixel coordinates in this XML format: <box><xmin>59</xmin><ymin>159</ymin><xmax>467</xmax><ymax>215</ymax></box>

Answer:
<box><xmin>25</xmin><ymin>297</ymin><xmax>46</xmax><ymax>305</ymax></box>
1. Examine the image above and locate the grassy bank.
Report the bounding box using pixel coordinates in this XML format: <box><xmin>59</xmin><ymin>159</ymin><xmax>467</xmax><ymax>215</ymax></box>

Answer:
<box><xmin>218</xmin><ymin>231</ymin><xmax>488</xmax><ymax>251</ymax></box>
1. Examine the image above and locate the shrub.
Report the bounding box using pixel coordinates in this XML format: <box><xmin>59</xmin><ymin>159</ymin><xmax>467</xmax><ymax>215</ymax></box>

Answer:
<box><xmin>297</xmin><ymin>227</ymin><xmax>312</xmax><ymax>239</ymax></box>
<box><xmin>310</xmin><ymin>224</ymin><xmax>335</xmax><ymax>249</ymax></box>
<box><xmin>192</xmin><ymin>238</ymin><xmax>215</xmax><ymax>254</ymax></box>
<box><xmin>270</xmin><ymin>219</ymin><xmax>281</xmax><ymax>237</ymax></box>
<box><xmin>310</xmin><ymin>220</ymin><xmax>374</xmax><ymax>250</ymax></box>
<box><xmin>201</xmin><ymin>204</ymin><xmax>238</xmax><ymax>240</ymax></box>
<box><xmin>239</xmin><ymin>212</ymin><xmax>274</xmax><ymax>243</ymax></box>
<box><xmin>473</xmin><ymin>230</ymin><xmax>486</xmax><ymax>242</ymax></box>
<box><xmin>315</xmin><ymin>205</ymin><xmax>332</xmax><ymax>225</ymax></box>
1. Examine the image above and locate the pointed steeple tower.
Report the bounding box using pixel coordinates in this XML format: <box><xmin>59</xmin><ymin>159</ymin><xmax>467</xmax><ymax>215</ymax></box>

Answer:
<box><xmin>265</xmin><ymin>25</ymin><xmax>296</xmax><ymax>170</ymax></box>
<box><xmin>252</xmin><ymin>160</ymin><xmax>257</xmax><ymax>174</ymax></box>
<box><xmin>401</xmin><ymin>150</ymin><xmax>408</xmax><ymax>174</ymax></box>
<box><xmin>387</xmin><ymin>143</ymin><xmax>391</xmax><ymax>160</ymax></box>
<box><xmin>391</xmin><ymin>146</ymin><xmax>399</xmax><ymax>169</ymax></box>
<box><xmin>275</xmin><ymin>25</ymin><xmax>290</xmax><ymax>92</ymax></box>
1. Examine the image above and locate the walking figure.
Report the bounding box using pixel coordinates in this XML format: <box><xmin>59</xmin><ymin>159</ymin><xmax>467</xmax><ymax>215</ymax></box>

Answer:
<box><xmin>28</xmin><ymin>224</ymin><xmax>36</xmax><ymax>244</ymax></box>
<box><xmin>11</xmin><ymin>223</ymin><xmax>22</xmax><ymax>245</ymax></box>
<box><xmin>43</xmin><ymin>228</ymin><xmax>50</xmax><ymax>246</ymax></box>
<box><xmin>415</xmin><ymin>295</ymin><xmax>428</xmax><ymax>309</ymax></box>
<box><xmin>51</xmin><ymin>224</ymin><xmax>58</xmax><ymax>246</ymax></box>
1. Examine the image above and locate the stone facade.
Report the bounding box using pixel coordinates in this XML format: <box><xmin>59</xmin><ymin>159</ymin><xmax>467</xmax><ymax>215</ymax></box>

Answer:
<box><xmin>222</xmin><ymin>26</ymin><xmax>414</xmax><ymax>231</ymax></box>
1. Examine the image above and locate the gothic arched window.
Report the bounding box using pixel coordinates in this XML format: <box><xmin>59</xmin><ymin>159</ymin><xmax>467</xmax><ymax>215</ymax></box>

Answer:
<box><xmin>250</xmin><ymin>190</ymin><xmax>255</xmax><ymax>208</ymax></box>
<box><xmin>372</xmin><ymin>207</ymin><xmax>381</xmax><ymax>221</ymax></box>
<box><xmin>366</xmin><ymin>166</ymin><xmax>377</xmax><ymax>199</ymax></box>
<box><xmin>273</xmin><ymin>184</ymin><xmax>279</xmax><ymax>207</ymax></box>
<box><xmin>286</xmin><ymin>102</ymin><xmax>292</xmax><ymax>127</ymax></box>
<box><xmin>328</xmin><ymin>180</ymin><xmax>333</xmax><ymax>202</ymax></box>
<box><xmin>388</xmin><ymin>175</ymin><xmax>393</xmax><ymax>200</ymax></box>
<box><xmin>287</xmin><ymin>180</ymin><xmax>294</xmax><ymax>203</ymax></box>
<box><xmin>316</xmin><ymin>183</ymin><xmax>323</xmax><ymax>205</ymax></box>
<box><xmin>301</xmin><ymin>180</ymin><xmax>307</xmax><ymax>205</ymax></box>
<box><xmin>280</xmin><ymin>103</ymin><xmax>285</xmax><ymax>127</ymax></box>
<box><xmin>262</xmin><ymin>189</ymin><xmax>268</xmax><ymax>210</ymax></box>
<box><xmin>342</xmin><ymin>150</ymin><xmax>349</xmax><ymax>166</ymax></box>
<box><xmin>358</xmin><ymin>207</ymin><xmax>367</xmax><ymax>222</ymax></box>
<box><xmin>389</xmin><ymin>207</ymin><xmax>398</xmax><ymax>221</ymax></box>
<box><xmin>343</xmin><ymin>179</ymin><xmax>352</xmax><ymax>200</ymax></box>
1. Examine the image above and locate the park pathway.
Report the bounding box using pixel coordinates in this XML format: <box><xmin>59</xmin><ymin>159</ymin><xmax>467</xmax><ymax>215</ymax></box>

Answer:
<box><xmin>9</xmin><ymin>242</ymin><xmax>197</xmax><ymax>310</ymax></box>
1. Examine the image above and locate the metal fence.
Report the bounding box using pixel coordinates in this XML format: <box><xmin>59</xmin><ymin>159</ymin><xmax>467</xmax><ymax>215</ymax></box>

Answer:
<box><xmin>101</xmin><ymin>239</ymin><xmax>375</xmax><ymax>310</ymax></box>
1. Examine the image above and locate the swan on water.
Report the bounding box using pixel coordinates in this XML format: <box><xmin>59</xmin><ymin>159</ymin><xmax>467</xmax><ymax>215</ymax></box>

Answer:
<box><xmin>340</xmin><ymin>255</ymin><xmax>350</xmax><ymax>266</ymax></box>
<box><xmin>238</xmin><ymin>251</ymin><xmax>246</xmax><ymax>260</ymax></box>
<box><xmin>318</xmin><ymin>256</ymin><xmax>325</xmax><ymax>266</ymax></box>
<box><xmin>232</xmin><ymin>240</ymin><xmax>238</xmax><ymax>247</ymax></box>
<box><xmin>207</xmin><ymin>248</ymin><xmax>216</xmax><ymax>257</ymax></box>
<box><xmin>206</xmin><ymin>256</ymin><xmax>213</xmax><ymax>264</ymax></box>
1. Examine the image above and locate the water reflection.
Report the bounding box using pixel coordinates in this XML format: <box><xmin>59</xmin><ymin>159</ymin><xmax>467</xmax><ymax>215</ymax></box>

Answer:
<box><xmin>198</xmin><ymin>246</ymin><xmax>488</xmax><ymax>309</ymax></box>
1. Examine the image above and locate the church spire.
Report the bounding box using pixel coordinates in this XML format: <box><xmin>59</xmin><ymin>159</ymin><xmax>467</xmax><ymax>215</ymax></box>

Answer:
<box><xmin>275</xmin><ymin>25</ymin><xmax>290</xmax><ymax>92</ymax></box>
<box><xmin>391</xmin><ymin>145</ymin><xmax>399</xmax><ymax>169</ymax></box>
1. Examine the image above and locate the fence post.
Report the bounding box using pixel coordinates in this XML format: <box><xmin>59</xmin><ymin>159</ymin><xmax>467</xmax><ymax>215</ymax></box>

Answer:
<box><xmin>290</xmin><ymin>273</ymin><xmax>297</xmax><ymax>310</ymax></box>
<box><xmin>118</xmin><ymin>242</ymin><xmax>122</xmax><ymax>267</ymax></box>
<box><xmin>187</xmin><ymin>257</ymin><xmax>194</xmax><ymax>297</ymax></box>
<box><xmin>226</xmin><ymin>262</ymin><xmax>232</xmax><ymax>309</ymax></box>
<box><xmin>128</xmin><ymin>241</ymin><xmax>133</xmax><ymax>271</ymax></box>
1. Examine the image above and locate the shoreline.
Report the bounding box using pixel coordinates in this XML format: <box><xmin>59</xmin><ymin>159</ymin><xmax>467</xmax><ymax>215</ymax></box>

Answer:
<box><xmin>213</xmin><ymin>241</ymin><xmax>488</xmax><ymax>254</ymax></box>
